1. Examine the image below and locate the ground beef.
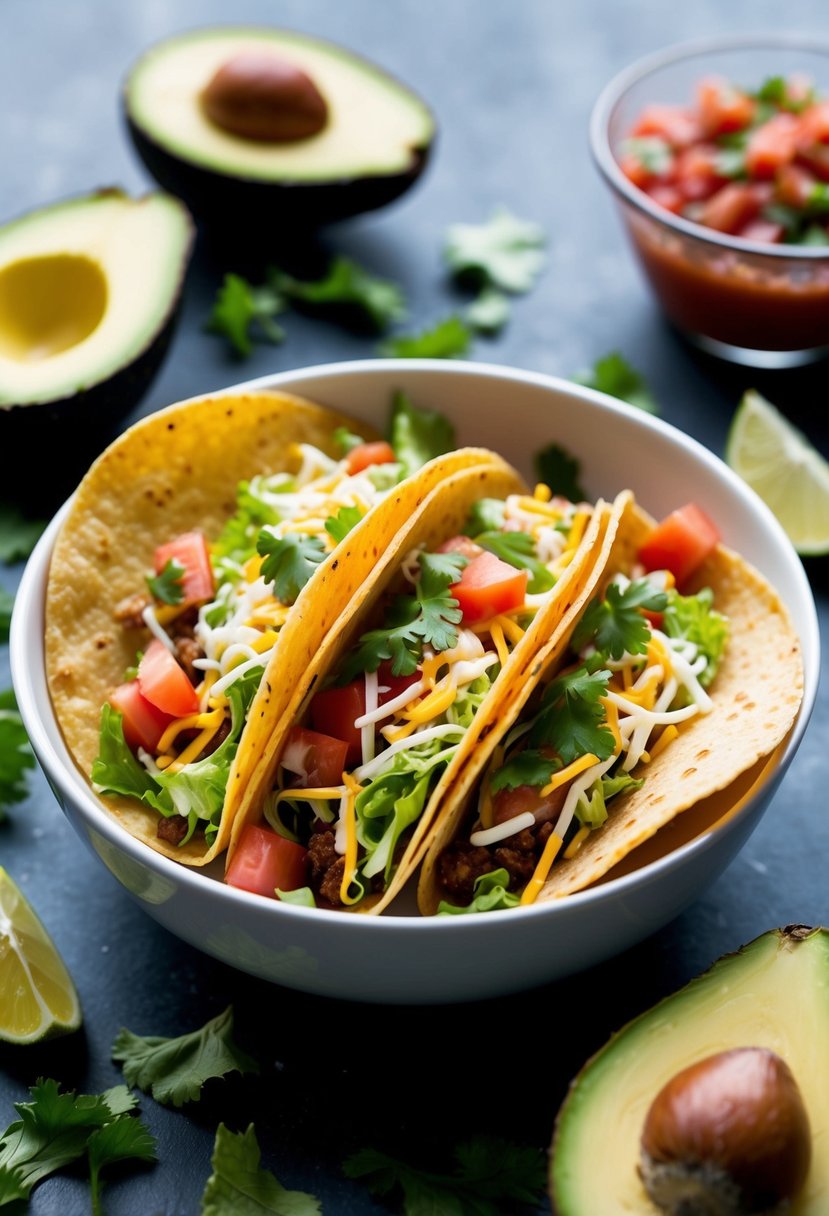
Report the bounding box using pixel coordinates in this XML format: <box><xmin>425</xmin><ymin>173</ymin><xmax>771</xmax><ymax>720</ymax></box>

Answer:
<box><xmin>307</xmin><ymin>827</ymin><xmax>344</xmax><ymax>907</ymax></box>
<box><xmin>195</xmin><ymin>717</ymin><xmax>231</xmax><ymax>761</ymax></box>
<box><xmin>439</xmin><ymin>821</ymin><xmax>555</xmax><ymax>899</ymax></box>
<box><xmin>174</xmin><ymin>635</ymin><xmax>204</xmax><ymax>684</ymax></box>
<box><xmin>113</xmin><ymin>593</ymin><xmax>151</xmax><ymax>630</ymax></box>
<box><xmin>156</xmin><ymin>816</ymin><xmax>189</xmax><ymax>845</ymax></box>
<box><xmin>172</xmin><ymin>606</ymin><xmax>199</xmax><ymax>637</ymax></box>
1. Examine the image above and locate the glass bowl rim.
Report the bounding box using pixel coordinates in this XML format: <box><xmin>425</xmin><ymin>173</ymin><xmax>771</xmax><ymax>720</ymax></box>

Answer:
<box><xmin>590</xmin><ymin>32</ymin><xmax>829</xmax><ymax>260</ymax></box>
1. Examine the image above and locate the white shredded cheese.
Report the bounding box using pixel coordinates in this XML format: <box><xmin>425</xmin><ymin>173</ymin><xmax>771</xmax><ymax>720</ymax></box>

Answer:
<box><xmin>470</xmin><ymin>811</ymin><xmax>536</xmax><ymax>846</ymax></box>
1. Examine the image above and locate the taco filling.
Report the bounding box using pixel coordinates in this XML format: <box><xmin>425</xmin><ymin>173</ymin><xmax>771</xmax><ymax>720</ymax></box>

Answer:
<box><xmin>228</xmin><ymin>483</ymin><xmax>597</xmax><ymax>909</ymax></box>
<box><xmin>90</xmin><ymin>397</ymin><xmax>456</xmax><ymax>851</ymax></box>
<box><xmin>433</xmin><ymin>565</ymin><xmax>729</xmax><ymax>913</ymax></box>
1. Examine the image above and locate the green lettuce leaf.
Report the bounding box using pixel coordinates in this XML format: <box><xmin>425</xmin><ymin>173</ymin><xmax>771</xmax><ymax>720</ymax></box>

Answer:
<box><xmin>91</xmin><ymin>705</ymin><xmax>158</xmax><ymax>801</ymax></box>
<box><xmin>662</xmin><ymin>587</ymin><xmax>728</xmax><ymax>687</ymax></box>
<box><xmin>437</xmin><ymin>869</ymin><xmax>521</xmax><ymax>915</ymax></box>
<box><xmin>388</xmin><ymin>391</ymin><xmax>456</xmax><ymax>477</ymax></box>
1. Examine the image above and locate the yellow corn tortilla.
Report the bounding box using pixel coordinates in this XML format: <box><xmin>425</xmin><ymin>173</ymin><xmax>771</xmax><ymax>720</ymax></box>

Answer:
<box><xmin>45</xmin><ymin>388</ymin><xmax>502</xmax><ymax>866</ymax></box>
<box><xmin>232</xmin><ymin>465</ymin><xmax>612</xmax><ymax>914</ymax></box>
<box><xmin>417</xmin><ymin>495</ymin><xmax>803</xmax><ymax>912</ymax></box>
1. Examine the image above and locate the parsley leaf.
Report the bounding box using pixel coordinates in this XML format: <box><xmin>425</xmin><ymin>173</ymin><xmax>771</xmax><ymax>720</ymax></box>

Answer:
<box><xmin>206</xmin><ymin>273</ymin><xmax>286</xmax><ymax>357</ymax></box>
<box><xmin>201</xmin><ymin>1124</ymin><xmax>321</xmax><ymax>1216</ymax></box>
<box><xmin>324</xmin><ymin>505</ymin><xmax>364</xmax><ymax>544</ymax></box>
<box><xmin>534</xmin><ymin>444</ymin><xmax>587</xmax><ymax>502</ymax></box>
<box><xmin>344</xmin><ymin>1136</ymin><xmax>546</xmax><ymax>1216</ymax></box>
<box><xmin>146</xmin><ymin>558</ymin><xmax>185</xmax><ymax>606</ymax></box>
<box><xmin>465</xmin><ymin>286</ymin><xmax>510</xmax><ymax>334</ymax></box>
<box><xmin>388</xmin><ymin>391</ymin><xmax>456</xmax><ymax>477</ymax></box>
<box><xmin>0</xmin><ymin>689</ymin><xmax>35</xmax><ymax>819</ymax></box>
<box><xmin>573</xmin><ymin>351</ymin><xmax>659</xmax><ymax>415</ymax></box>
<box><xmin>339</xmin><ymin>551</ymin><xmax>467</xmax><ymax>680</ymax></box>
<box><xmin>528</xmin><ymin>663</ymin><xmax>615</xmax><ymax>765</ymax></box>
<box><xmin>112</xmin><ymin>1006</ymin><xmax>258</xmax><ymax>1108</ymax></box>
<box><xmin>0</xmin><ymin>588</ymin><xmax>13</xmax><ymax>643</ymax></box>
<box><xmin>0</xmin><ymin>505</ymin><xmax>45</xmax><ymax>564</ymax></box>
<box><xmin>490</xmin><ymin>749</ymin><xmax>560</xmax><ymax>793</ymax></box>
<box><xmin>445</xmin><ymin>207</ymin><xmax>546</xmax><ymax>294</ymax></box>
<box><xmin>88</xmin><ymin>1114</ymin><xmax>156</xmax><ymax>1216</ymax></box>
<box><xmin>275</xmin><ymin>257</ymin><xmax>405</xmax><ymax>332</ymax></box>
<box><xmin>378</xmin><ymin>315</ymin><xmax>472</xmax><ymax>359</ymax></box>
<box><xmin>475</xmin><ymin>529</ymin><xmax>555</xmax><ymax>594</ymax></box>
<box><xmin>572</xmin><ymin>579</ymin><xmax>668</xmax><ymax>660</ymax></box>
<box><xmin>256</xmin><ymin>531</ymin><xmax>328</xmax><ymax>604</ymax></box>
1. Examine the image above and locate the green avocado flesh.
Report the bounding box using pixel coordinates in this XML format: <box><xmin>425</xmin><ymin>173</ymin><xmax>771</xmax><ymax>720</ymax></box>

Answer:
<box><xmin>125</xmin><ymin>27</ymin><xmax>435</xmax><ymax>182</ymax></box>
<box><xmin>551</xmin><ymin>928</ymin><xmax>829</xmax><ymax>1214</ymax></box>
<box><xmin>0</xmin><ymin>191</ymin><xmax>191</xmax><ymax>408</ymax></box>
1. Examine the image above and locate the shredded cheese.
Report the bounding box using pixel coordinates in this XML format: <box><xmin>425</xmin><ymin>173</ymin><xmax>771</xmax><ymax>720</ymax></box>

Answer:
<box><xmin>520</xmin><ymin>832</ymin><xmax>564</xmax><ymax>905</ymax></box>
<box><xmin>540</xmin><ymin>752</ymin><xmax>601</xmax><ymax>797</ymax></box>
<box><xmin>339</xmin><ymin>774</ymin><xmax>363</xmax><ymax>906</ymax></box>
<box><xmin>563</xmin><ymin>825</ymin><xmax>590</xmax><ymax>859</ymax></box>
<box><xmin>157</xmin><ymin>709</ymin><xmax>224</xmax><ymax>755</ymax></box>
<box><xmin>489</xmin><ymin>622</ymin><xmax>509</xmax><ymax>668</ymax></box>
<box><xmin>648</xmin><ymin>723</ymin><xmax>679</xmax><ymax>760</ymax></box>
<box><xmin>471</xmin><ymin>811</ymin><xmax>536</xmax><ymax>847</ymax></box>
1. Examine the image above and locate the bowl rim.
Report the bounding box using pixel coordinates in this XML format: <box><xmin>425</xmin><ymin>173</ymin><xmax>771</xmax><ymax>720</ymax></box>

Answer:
<box><xmin>16</xmin><ymin>357</ymin><xmax>820</xmax><ymax>934</ymax></box>
<box><xmin>589</xmin><ymin>32</ymin><xmax>829</xmax><ymax>260</ymax></box>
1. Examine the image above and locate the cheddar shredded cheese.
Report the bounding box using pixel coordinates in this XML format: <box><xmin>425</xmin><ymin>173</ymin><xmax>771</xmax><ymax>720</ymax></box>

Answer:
<box><xmin>520</xmin><ymin>832</ymin><xmax>564</xmax><ymax>905</ymax></box>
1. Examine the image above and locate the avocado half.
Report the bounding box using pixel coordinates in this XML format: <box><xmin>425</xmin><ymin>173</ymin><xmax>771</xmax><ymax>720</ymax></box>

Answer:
<box><xmin>123</xmin><ymin>27</ymin><xmax>436</xmax><ymax>230</ymax></box>
<box><xmin>550</xmin><ymin>927</ymin><xmax>829</xmax><ymax>1214</ymax></box>
<box><xmin>0</xmin><ymin>189</ymin><xmax>192</xmax><ymax>507</ymax></box>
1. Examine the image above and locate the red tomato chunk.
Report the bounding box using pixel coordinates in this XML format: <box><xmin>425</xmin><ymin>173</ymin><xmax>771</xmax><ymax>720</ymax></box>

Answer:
<box><xmin>110</xmin><ymin>680</ymin><xmax>174</xmax><ymax>752</ymax></box>
<box><xmin>154</xmin><ymin>531</ymin><xmax>214</xmax><ymax>606</ymax></box>
<box><xmin>138</xmin><ymin>640</ymin><xmax>200</xmax><ymax>718</ymax></box>
<box><xmin>451</xmin><ymin>552</ymin><xmax>528</xmax><ymax>622</ymax></box>
<box><xmin>638</xmin><ymin>503</ymin><xmax>720</xmax><ymax>587</ymax></box>
<box><xmin>310</xmin><ymin>664</ymin><xmax>420</xmax><ymax>765</ymax></box>
<box><xmin>345</xmin><ymin>441</ymin><xmax>396</xmax><ymax>475</ymax></box>
<box><xmin>281</xmin><ymin>726</ymin><xmax>348</xmax><ymax>788</ymax></box>
<box><xmin>226</xmin><ymin>825</ymin><xmax>308</xmax><ymax>897</ymax></box>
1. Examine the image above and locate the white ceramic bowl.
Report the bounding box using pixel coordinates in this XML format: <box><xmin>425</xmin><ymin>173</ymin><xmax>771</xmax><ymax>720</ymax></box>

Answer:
<box><xmin>13</xmin><ymin>360</ymin><xmax>819</xmax><ymax>1004</ymax></box>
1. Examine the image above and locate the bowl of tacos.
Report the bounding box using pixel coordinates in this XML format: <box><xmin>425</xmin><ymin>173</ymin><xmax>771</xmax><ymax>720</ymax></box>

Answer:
<box><xmin>13</xmin><ymin>359</ymin><xmax>818</xmax><ymax>1003</ymax></box>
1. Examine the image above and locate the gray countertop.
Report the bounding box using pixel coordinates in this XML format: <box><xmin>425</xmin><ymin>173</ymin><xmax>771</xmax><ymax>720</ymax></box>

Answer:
<box><xmin>2</xmin><ymin>1</ymin><xmax>828</xmax><ymax>1212</ymax></box>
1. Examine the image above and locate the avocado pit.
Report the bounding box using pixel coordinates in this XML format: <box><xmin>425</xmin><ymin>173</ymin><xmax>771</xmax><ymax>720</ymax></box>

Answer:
<box><xmin>639</xmin><ymin>1047</ymin><xmax>811</xmax><ymax>1215</ymax></box>
<box><xmin>200</xmin><ymin>51</ymin><xmax>328</xmax><ymax>143</ymax></box>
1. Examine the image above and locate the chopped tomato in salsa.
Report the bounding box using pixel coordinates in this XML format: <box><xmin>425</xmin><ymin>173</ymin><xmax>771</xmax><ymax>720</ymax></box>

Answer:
<box><xmin>621</xmin><ymin>74</ymin><xmax>829</xmax><ymax>245</ymax></box>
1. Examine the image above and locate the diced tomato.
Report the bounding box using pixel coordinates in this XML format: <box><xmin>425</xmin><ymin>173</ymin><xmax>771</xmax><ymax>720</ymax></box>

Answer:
<box><xmin>799</xmin><ymin>99</ymin><xmax>829</xmax><ymax>145</ymax></box>
<box><xmin>492</xmin><ymin>781</ymin><xmax>567</xmax><ymax>827</ymax></box>
<box><xmin>451</xmin><ymin>551</ymin><xmax>528</xmax><ymax>623</ymax></box>
<box><xmin>745</xmin><ymin>112</ymin><xmax>800</xmax><ymax>179</ymax></box>
<box><xmin>645</xmin><ymin>183</ymin><xmax>684</xmax><ymax>214</ymax></box>
<box><xmin>137</xmin><ymin>639</ymin><xmax>200</xmax><ymax>717</ymax></box>
<box><xmin>632</xmin><ymin>104</ymin><xmax>701</xmax><ymax>148</ymax></box>
<box><xmin>697</xmin><ymin>77</ymin><xmax>755</xmax><ymax>137</ymax></box>
<box><xmin>344</xmin><ymin>441</ymin><xmax>396</xmax><ymax>475</ymax></box>
<box><xmin>436</xmin><ymin>534</ymin><xmax>485</xmax><ymax>559</ymax></box>
<box><xmin>109</xmin><ymin>680</ymin><xmax>174</xmax><ymax>752</ymax></box>
<box><xmin>281</xmin><ymin>726</ymin><xmax>348</xmax><ymax>788</ymax></box>
<box><xmin>153</xmin><ymin>531</ymin><xmax>214</xmax><ymax>606</ymax></box>
<box><xmin>674</xmin><ymin>144</ymin><xmax>725</xmax><ymax>202</ymax></box>
<box><xmin>738</xmin><ymin>219</ymin><xmax>784</xmax><ymax>244</ymax></box>
<box><xmin>638</xmin><ymin>504</ymin><xmax>720</xmax><ymax>587</ymax></box>
<box><xmin>776</xmin><ymin>162</ymin><xmax>818</xmax><ymax>208</ymax></box>
<box><xmin>698</xmin><ymin>183</ymin><xmax>762</xmax><ymax>234</ymax></box>
<box><xmin>226</xmin><ymin>825</ymin><xmax>308</xmax><ymax>897</ymax></box>
<box><xmin>796</xmin><ymin>141</ymin><xmax>829</xmax><ymax>182</ymax></box>
<box><xmin>642</xmin><ymin>609</ymin><xmax>665</xmax><ymax>630</ymax></box>
<box><xmin>620</xmin><ymin>153</ymin><xmax>654</xmax><ymax>190</ymax></box>
<box><xmin>310</xmin><ymin>663</ymin><xmax>419</xmax><ymax>764</ymax></box>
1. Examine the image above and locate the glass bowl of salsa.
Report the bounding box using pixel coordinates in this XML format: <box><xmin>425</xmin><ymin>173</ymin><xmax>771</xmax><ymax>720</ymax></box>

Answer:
<box><xmin>590</xmin><ymin>35</ymin><xmax>829</xmax><ymax>367</ymax></box>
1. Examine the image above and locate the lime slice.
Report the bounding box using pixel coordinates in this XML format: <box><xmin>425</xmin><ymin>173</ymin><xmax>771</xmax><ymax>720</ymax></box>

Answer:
<box><xmin>0</xmin><ymin>867</ymin><xmax>81</xmax><ymax>1044</ymax></box>
<box><xmin>726</xmin><ymin>390</ymin><xmax>829</xmax><ymax>556</ymax></box>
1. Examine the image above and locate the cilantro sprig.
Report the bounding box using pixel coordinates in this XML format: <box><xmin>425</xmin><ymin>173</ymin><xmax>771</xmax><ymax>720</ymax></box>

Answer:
<box><xmin>534</xmin><ymin>444</ymin><xmax>587</xmax><ymax>502</ymax></box>
<box><xmin>474</xmin><ymin>529</ymin><xmax>555</xmax><ymax>594</ymax></box>
<box><xmin>201</xmin><ymin>1124</ymin><xmax>321</xmax><ymax>1216</ymax></box>
<box><xmin>490</xmin><ymin>749</ymin><xmax>561</xmax><ymax>793</ymax></box>
<box><xmin>207</xmin><ymin>273</ymin><xmax>286</xmax><ymax>357</ymax></box>
<box><xmin>339</xmin><ymin>551</ymin><xmax>467</xmax><ymax>679</ymax></box>
<box><xmin>324</xmin><ymin>504</ymin><xmax>364</xmax><ymax>544</ymax></box>
<box><xmin>256</xmin><ymin>531</ymin><xmax>327</xmax><ymax>604</ymax></box>
<box><xmin>344</xmin><ymin>1136</ymin><xmax>546</xmax><ymax>1216</ymax></box>
<box><xmin>146</xmin><ymin>558</ymin><xmax>185</xmax><ymax>606</ymax></box>
<box><xmin>0</xmin><ymin>505</ymin><xmax>46</xmax><ymax>563</ymax></box>
<box><xmin>527</xmin><ymin>662</ymin><xmax>615</xmax><ymax>766</ymax></box>
<box><xmin>0</xmin><ymin>689</ymin><xmax>35</xmax><ymax>819</ymax></box>
<box><xmin>444</xmin><ymin>207</ymin><xmax>546</xmax><ymax>294</ymax></box>
<box><xmin>112</xmin><ymin>1006</ymin><xmax>258</xmax><ymax>1108</ymax></box>
<box><xmin>573</xmin><ymin>352</ymin><xmax>659</xmax><ymax>415</ymax></box>
<box><xmin>0</xmin><ymin>588</ymin><xmax>13</xmax><ymax>643</ymax></box>
<box><xmin>378</xmin><ymin>315</ymin><xmax>472</xmax><ymax>359</ymax></box>
<box><xmin>572</xmin><ymin>578</ymin><xmax>668</xmax><ymax>660</ymax></box>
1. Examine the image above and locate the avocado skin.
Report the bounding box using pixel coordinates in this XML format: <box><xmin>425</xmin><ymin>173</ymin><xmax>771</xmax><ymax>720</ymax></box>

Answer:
<box><xmin>125</xmin><ymin>112</ymin><xmax>433</xmax><ymax>231</ymax></box>
<box><xmin>2</xmin><ymin>304</ymin><xmax>182</xmax><ymax>514</ymax></box>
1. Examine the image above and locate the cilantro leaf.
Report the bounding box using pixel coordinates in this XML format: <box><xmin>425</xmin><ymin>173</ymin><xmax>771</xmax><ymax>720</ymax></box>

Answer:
<box><xmin>339</xmin><ymin>551</ymin><xmax>467</xmax><ymax>680</ymax></box>
<box><xmin>388</xmin><ymin>391</ymin><xmax>456</xmax><ymax>477</ymax></box>
<box><xmin>344</xmin><ymin>1136</ymin><xmax>546</xmax><ymax>1216</ymax></box>
<box><xmin>201</xmin><ymin>1124</ymin><xmax>321</xmax><ymax>1216</ymax></box>
<box><xmin>620</xmin><ymin>136</ymin><xmax>673</xmax><ymax>176</ymax></box>
<box><xmin>0</xmin><ymin>588</ymin><xmax>13</xmax><ymax>643</ymax></box>
<box><xmin>0</xmin><ymin>506</ymin><xmax>45</xmax><ymax>564</ymax></box>
<box><xmin>112</xmin><ymin>1006</ymin><xmax>258</xmax><ymax>1108</ymax></box>
<box><xmin>256</xmin><ymin>531</ymin><xmax>327</xmax><ymax>604</ymax></box>
<box><xmin>378</xmin><ymin>315</ymin><xmax>472</xmax><ymax>359</ymax></box>
<box><xmin>663</xmin><ymin>586</ymin><xmax>728</xmax><ymax>688</ymax></box>
<box><xmin>332</xmin><ymin>426</ymin><xmax>364</xmax><ymax>455</ymax></box>
<box><xmin>213</xmin><ymin>477</ymin><xmax>288</xmax><ymax>568</ymax></box>
<box><xmin>0</xmin><ymin>1079</ymin><xmax>138</xmax><ymax>1204</ymax></box>
<box><xmin>0</xmin><ymin>689</ymin><xmax>34</xmax><ymax>819</ymax></box>
<box><xmin>528</xmin><ymin>664</ymin><xmax>615</xmax><ymax>765</ymax></box>
<box><xmin>465</xmin><ymin>286</ymin><xmax>510</xmax><ymax>334</ymax></box>
<box><xmin>534</xmin><ymin>444</ymin><xmax>587</xmax><ymax>502</ymax></box>
<box><xmin>490</xmin><ymin>749</ymin><xmax>560</xmax><ymax>793</ymax></box>
<box><xmin>146</xmin><ymin>558</ymin><xmax>185</xmax><ymax>606</ymax></box>
<box><xmin>475</xmin><ymin>529</ymin><xmax>555</xmax><ymax>594</ymax></box>
<box><xmin>572</xmin><ymin>579</ymin><xmax>668</xmax><ymax>660</ymax></box>
<box><xmin>445</xmin><ymin>207</ymin><xmax>546</xmax><ymax>294</ymax></box>
<box><xmin>324</xmin><ymin>505</ymin><xmax>364</xmax><ymax>544</ymax></box>
<box><xmin>206</xmin><ymin>273</ymin><xmax>286</xmax><ymax>357</ymax></box>
<box><xmin>573</xmin><ymin>352</ymin><xmax>659</xmax><ymax>415</ymax></box>
<box><xmin>88</xmin><ymin>1114</ymin><xmax>156</xmax><ymax>1216</ymax></box>
<box><xmin>275</xmin><ymin>257</ymin><xmax>405</xmax><ymax>332</ymax></box>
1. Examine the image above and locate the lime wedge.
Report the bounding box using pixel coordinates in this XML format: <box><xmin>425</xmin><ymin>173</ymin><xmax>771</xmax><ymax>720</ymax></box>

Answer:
<box><xmin>726</xmin><ymin>390</ymin><xmax>829</xmax><ymax>556</ymax></box>
<box><xmin>0</xmin><ymin>867</ymin><xmax>81</xmax><ymax>1044</ymax></box>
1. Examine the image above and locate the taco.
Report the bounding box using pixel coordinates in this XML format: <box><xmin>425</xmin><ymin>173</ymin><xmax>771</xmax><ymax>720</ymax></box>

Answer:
<box><xmin>226</xmin><ymin>462</ymin><xmax>614</xmax><ymax>911</ymax></box>
<box><xmin>45</xmin><ymin>388</ymin><xmax>502</xmax><ymax>866</ymax></box>
<box><xmin>416</xmin><ymin>494</ymin><xmax>804</xmax><ymax>914</ymax></box>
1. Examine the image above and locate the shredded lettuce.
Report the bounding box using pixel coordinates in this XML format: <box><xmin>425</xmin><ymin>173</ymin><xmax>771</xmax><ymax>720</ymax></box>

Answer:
<box><xmin>91</xmin><ymin>705</ymin><xmax>158</xmax><ymax>801</ymax></box>
<box><xmin>447</xmin><ymin>675</ymin><xmax>492</xmax><ymax>730</ymax></box>
<box><xmin>662</xmin><ymin>587</ymin><xmax>728</xmax><ymax>688</ymax></box>
<box><xmin>211</xmin><ymin>474</ymin><xmax>295</xmax><ymax>569</ymax></box>
<box><xmin>437</xmin><ymin>869</ymin><xmax>521</xmax><ymax>915</ymax></box>
<box><xmin>387</xmin><ymin>391</ymin><xmax>456</xmax><ymax>477</ymax></box>
<box><xmin>575</xmin><ymin>771</ymin><xmax>644</xmax><ymax>829</ymax></box>
<box><xmin>276</xmin><ymin>886</ymin><xmax>317</xmax><ymax>907</ymax></box>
